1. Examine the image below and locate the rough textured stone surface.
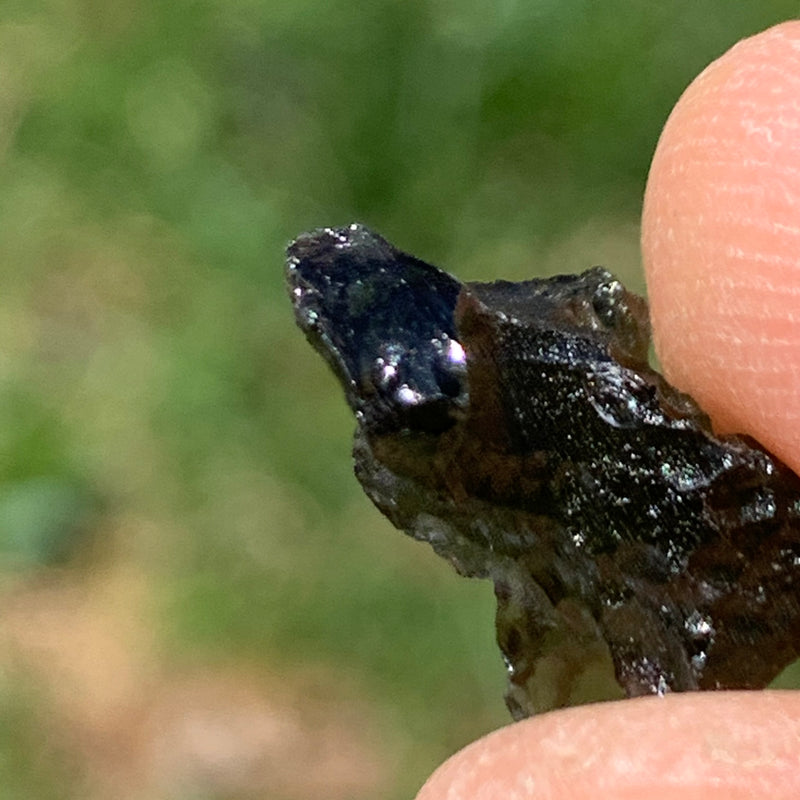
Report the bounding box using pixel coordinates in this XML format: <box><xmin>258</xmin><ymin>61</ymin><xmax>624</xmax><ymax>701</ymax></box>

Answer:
<box><xmin>287</xmin><ymin>224</ymin><xmax>800</xmax><ymax>717</ymax></box>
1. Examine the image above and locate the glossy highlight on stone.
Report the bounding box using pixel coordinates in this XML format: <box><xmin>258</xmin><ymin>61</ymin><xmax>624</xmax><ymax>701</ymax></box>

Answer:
<box><xmin>287</xmin><ymin>224</ymin><xmax>800</xmax><ymax>717</ymax></box>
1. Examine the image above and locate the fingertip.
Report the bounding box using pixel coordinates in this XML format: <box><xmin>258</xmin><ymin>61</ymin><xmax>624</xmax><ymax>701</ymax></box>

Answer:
<box><xmin>416</xmin><ymin>692</ymin><xmax>800</xmax><ymax>799</ymax></box>
<box><xmin>642</xmin><ymin>21</ymin><xmax>800</xmax><ymax>474</ymax></box>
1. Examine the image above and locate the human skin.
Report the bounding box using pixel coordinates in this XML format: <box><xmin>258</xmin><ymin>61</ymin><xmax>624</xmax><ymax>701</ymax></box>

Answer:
<box><xmin>416</xmin><ymin>20</ymin><xmax>800</xmax><ymax>800</ymax></box>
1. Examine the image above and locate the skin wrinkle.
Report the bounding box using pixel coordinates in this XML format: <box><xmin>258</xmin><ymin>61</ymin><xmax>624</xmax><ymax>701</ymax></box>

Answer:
<box><xmin>696</xmin><ymin>273</ymin><xmax>789</xmax><ymax>291</ymax></box>
<box><xmin>741</xmin><ymin>160</ymin><xmax>800</xmax><ymax>176</ymax></box>
<box><xmin>704</xmin><ymin>272</ymin><xmax>800</xmax><ymax>294</ymax></box>
<box><xmin>721</xmin><ymin>248</ymin><xmax>800</xmax><ymax>265</ymax></box>
<box><xmin>715</xmin><ymin>204</ymin><xmax>800</xmax><ymax>229</ymax></box>
<box><xmin>685</xmin><ymin>341</ymin><xmax>800</xmax><ymax>372</ymax></box>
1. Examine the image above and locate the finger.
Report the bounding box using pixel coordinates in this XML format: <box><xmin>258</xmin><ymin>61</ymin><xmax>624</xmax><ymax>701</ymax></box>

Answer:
<box><xmin>642</xmin><ymin>21</ymin><xmax>800</xmax><ymax>476</ymax></box>
<box><xmin>416</xmin><ymin>691</ymin><xmax>800</xmax><ymax>799</ymax></box>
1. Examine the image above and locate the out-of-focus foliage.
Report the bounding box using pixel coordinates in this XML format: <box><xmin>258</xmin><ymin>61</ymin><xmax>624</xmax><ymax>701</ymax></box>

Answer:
<box><xmin>1</xmin><ymin>2</ymin><xmax>798</xmax><ymax>797</ymax></box>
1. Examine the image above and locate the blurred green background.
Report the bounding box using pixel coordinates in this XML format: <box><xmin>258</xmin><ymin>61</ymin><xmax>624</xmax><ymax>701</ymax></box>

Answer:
<box><xmin>2</xmin><ymin>2</ymin><xmax>799</xmax><ymax>798</ymax></box>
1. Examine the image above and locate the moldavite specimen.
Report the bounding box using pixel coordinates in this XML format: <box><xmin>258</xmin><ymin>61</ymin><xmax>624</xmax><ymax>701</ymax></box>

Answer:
<box><xmin>286</xmin><ymin>223</ymin><xmax>800</xmax><ymax>718</ymax></box>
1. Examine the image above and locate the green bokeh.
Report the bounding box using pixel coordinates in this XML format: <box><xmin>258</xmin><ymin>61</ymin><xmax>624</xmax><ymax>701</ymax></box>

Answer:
<box><xmin>1</xmin><ymin>2</ymin><xmax>798</xmax><ymax>797</ymax></box>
